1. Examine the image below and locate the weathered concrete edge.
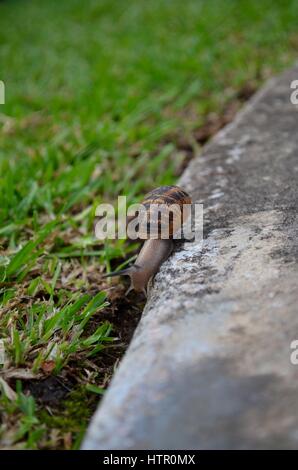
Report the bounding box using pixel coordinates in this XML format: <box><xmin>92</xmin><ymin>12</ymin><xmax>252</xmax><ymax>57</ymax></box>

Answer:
<box><xmin>82</xmin><ymin>65</ymin><xmax>298</xmax><ymax>449</ymax></box>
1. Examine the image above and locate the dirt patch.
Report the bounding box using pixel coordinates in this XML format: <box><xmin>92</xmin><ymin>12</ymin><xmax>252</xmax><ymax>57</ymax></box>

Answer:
<box><xmin>25</xmin><ymin>376</ymin><xmax>74</xmax><ymax>406</ymax></box>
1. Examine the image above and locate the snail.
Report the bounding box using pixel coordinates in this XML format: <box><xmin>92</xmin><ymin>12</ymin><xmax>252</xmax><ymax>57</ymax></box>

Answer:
<box><xmin>104</xmin><ymin>185</ymin><xmax>192</xmax><ymax>295</ymax></box>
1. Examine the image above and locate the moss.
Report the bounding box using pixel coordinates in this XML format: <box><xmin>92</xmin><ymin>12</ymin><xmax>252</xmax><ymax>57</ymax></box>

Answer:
<box><xmin>37</xmin><ymin>385</ymin><xmax>101</xmax><ymax>449</ymax></box>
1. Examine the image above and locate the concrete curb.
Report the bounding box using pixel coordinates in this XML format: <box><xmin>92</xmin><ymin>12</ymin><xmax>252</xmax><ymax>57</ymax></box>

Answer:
<box><xmin>83</xmin><ymin>65</ymin><xmax>298</xmax><ymax>450</ymax></box>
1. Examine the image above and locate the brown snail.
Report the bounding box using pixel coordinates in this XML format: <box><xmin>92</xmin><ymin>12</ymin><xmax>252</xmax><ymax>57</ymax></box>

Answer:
<box><xmin>104</xmin><ymin>185</ymin><xmax>192</xmax><ymax>295</ymax></box>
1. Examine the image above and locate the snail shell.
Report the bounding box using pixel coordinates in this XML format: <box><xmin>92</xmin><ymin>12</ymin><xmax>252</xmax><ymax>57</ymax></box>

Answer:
<box><xmin>131</xmin><ymin>185</ymin><xmax>192</xmax><ymax>240</ymax></box>
<box><xmin>105</xmin><ymin>185</ymin><xmax>192</xmax><ymax>295</ymax></box>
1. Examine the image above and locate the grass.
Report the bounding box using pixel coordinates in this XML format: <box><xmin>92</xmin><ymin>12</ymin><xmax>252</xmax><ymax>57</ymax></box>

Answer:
<box><xmin>0</xmin><ymin>0</ymin><xmax>298</xmax><ymax>449</ymax></box>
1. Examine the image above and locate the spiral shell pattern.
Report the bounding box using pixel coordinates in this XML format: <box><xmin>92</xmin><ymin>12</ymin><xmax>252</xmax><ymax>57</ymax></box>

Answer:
<box><xmin>138</xmin><ymin>185</ymin><xmax>192</xmax><ymax>239</ymax></box>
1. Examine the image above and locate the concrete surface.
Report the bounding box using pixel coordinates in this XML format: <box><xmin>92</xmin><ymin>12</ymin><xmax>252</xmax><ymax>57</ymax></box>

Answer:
<box><xmin>82</xmin><ymin>65</ymin><xmax>298</xmax><ymax>449</ymax></box>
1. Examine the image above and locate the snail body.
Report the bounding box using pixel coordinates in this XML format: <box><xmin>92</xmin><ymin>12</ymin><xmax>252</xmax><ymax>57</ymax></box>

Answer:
<box><xmin>104</xmin><ymin>185</ymin><xmax>191</xmax><ymax>295</ymax></box>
